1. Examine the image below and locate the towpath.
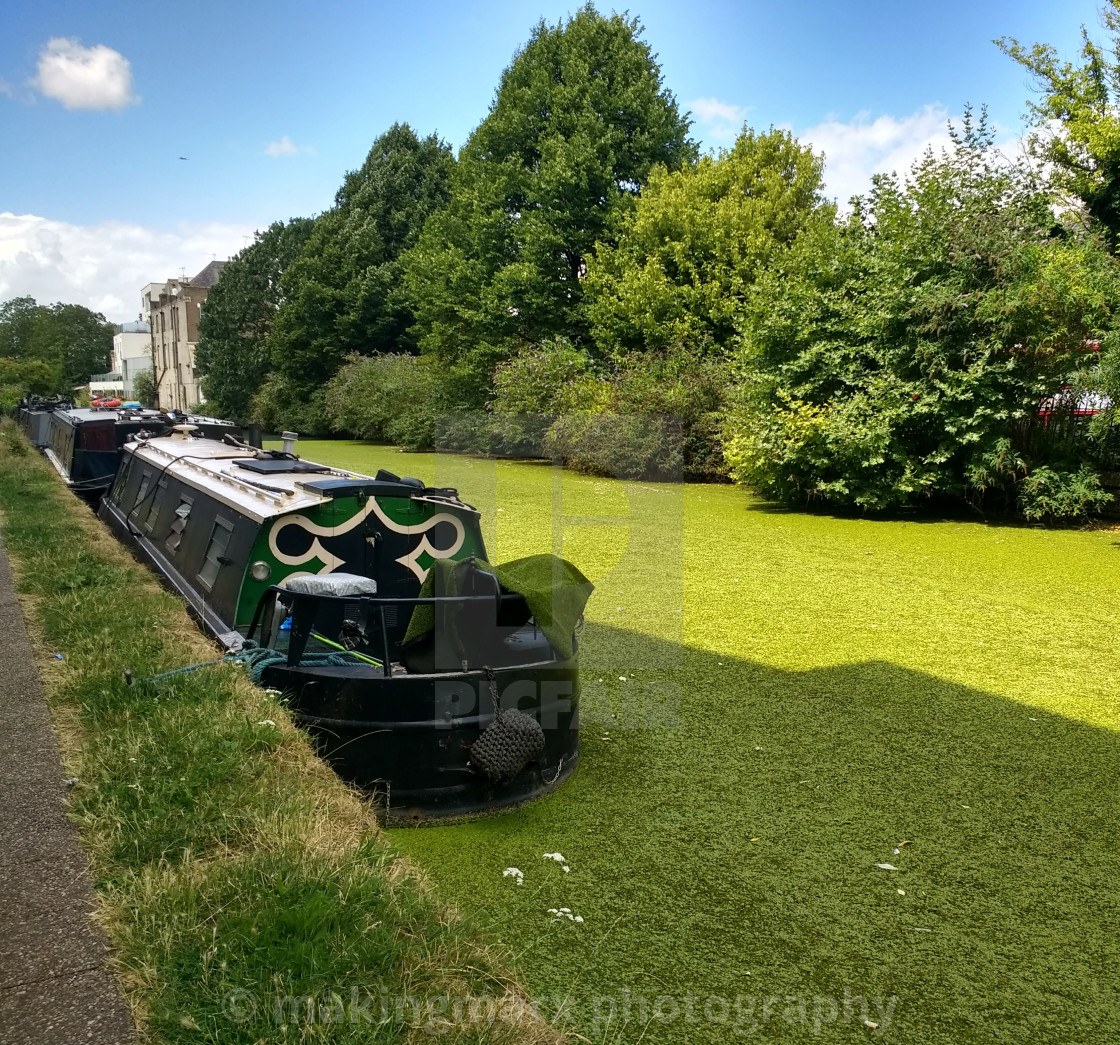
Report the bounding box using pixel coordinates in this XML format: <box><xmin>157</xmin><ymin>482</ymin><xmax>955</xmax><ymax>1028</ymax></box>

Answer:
<box><xmin>0</xmin><ymin>532</ymin><xmax>136</xmax><ymax>1044</ymax></box>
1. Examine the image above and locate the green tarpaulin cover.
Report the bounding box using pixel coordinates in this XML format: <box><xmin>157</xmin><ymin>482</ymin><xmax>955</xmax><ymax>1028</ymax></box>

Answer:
<box><xmin>402</xmin><ymin>553</ymin><xmax>593</xmax><ymax>660</ymax></box>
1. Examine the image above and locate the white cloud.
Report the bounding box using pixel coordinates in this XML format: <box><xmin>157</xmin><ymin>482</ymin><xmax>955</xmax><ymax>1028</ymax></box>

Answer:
<box><xmin>0</xmin><ymin>213</ymin><xmax>255</xmax><ymax>322</ymax></box>
<box><xmin>33</xmin><ymin>37</ymin><xmax>137</xmax><ymax>111</ymax></box>
<box><xmin>798</xmin><ymin>105</ymin><xmax>1022</xmax><ymax>205</ymax></box>
<box><xmin>265</xmin><ymin>136</ymin><xmax>303</xmax><ymax>157</ymax></box>
<box><xmin>689</xmin><ymin>96</ymin><xmax>747</xmax><ymax>145</ymax></box>
<box><xmin>688</xmin><ymin>98</ymin><xmax>1023</xmax><ymax>204</ymax></box>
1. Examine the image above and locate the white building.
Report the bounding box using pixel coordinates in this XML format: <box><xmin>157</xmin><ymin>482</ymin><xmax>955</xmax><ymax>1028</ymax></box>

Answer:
<box><xmin>89</xmin><ymin>321</ymin><xmax>153</xmax><ymax>399</ymax></box>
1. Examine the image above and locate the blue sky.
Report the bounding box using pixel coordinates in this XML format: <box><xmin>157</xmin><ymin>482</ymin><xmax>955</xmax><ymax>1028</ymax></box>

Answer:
<box><xmin>0</xmin><ymin>0</ymin><xmax>1107</xmax><ymax>320</ymax></box>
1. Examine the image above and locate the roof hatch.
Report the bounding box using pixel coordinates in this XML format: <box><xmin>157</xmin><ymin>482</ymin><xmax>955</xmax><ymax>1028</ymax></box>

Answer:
<box><xmin>234</xmin><ymin>458</ymin><xmax>332</xmax><ymax>475</ymax></box>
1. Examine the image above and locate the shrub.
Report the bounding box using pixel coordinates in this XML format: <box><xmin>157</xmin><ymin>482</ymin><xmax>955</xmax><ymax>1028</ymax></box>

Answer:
<box><xmin>730</xmin><ymin>110</ymin><xmax>1120</xmax><ymax>517</ymax></box>
<box><xmin>250</xmin><ymin>373</ymin><xmax>330</xmax><ymax>436</ymax></box>
<box><xmin>488</xmin><ymin>339</ymin><xmax>605</xmax><ymax>455</ymax></box>
<box><xmin>434</xmin><ymin>411</ymin><xmax>503</xmax><ymax>454</ymax></box>
<box><xmin>1016</xmin><ymin>464</ymin><xmax>1113</xmax><ymax>521</ymax></box>
<box><xmin>547</xmin><ymin>412</ymin><xmax>685</xmax><ymax>479</ymax></box>
<box><xmin>0</xmin><ymin>385</ymin><xmax>23</xmax><ymax>414</ymax></box>
<box><xmin>547</xmin><ymin>346</ymin><xmax>731</xmax><ymax>480</ymax></box>
<box><xmin>325</xmin><ymin>354</ymin><xmax>444</xmax><ymax>451</ymax></box>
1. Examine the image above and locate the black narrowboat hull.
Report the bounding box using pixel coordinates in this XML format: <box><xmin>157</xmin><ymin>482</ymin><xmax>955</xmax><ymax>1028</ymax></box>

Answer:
<box><xmin>99</xmin><ymin>496</ymin><xmax>245</xmax><ymax>645</ymax></box>
<box><xmin>262</xmin><ymin>660</ymin><xmax>580</xmax><ymax>824</ymax></box>
<box><xmin>46</xmin><ymin>447</ymin><xmax>121</xmax><ymax>499</ymax></box>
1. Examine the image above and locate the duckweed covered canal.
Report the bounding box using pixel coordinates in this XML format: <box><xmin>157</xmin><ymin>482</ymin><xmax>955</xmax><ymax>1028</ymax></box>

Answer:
<box><xmin>291</xmin><ymin>441</ymin><xmax>1120</xmax><ymax>1045</ymax></box>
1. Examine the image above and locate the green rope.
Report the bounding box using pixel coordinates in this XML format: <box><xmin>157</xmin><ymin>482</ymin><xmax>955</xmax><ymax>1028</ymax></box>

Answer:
<box><xmin>133</xmin><ymin>639</ymin><xmax>363</xmax><ymax>688</ymax></box>
<box><xmin>226</xmin><ymin>642</ymin><xmax>290</xmax><ymax>686</ymax></box>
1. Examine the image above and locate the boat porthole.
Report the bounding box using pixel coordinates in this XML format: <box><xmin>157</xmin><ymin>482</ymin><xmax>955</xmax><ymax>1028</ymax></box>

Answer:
<box><xmin>250</xmin><ymin>560</ymin><xmax>272</xmax><ymax>582</ymax></box>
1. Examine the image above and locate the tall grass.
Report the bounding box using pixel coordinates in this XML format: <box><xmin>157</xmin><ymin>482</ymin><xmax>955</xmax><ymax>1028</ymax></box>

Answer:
<box><xmin>0</xmin><ymin>420</ymin><xmax>556</xmax><ymax>1045</ymax></box>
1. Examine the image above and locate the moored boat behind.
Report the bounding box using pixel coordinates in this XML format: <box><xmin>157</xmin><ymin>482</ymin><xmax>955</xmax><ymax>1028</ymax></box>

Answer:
<box><xmin>17</xmin><ymin>394</ymin><xmax>72</xmax><ymax>448</ymax></box>
<box><xmin>38</xmin><ymin>405</ymin><xmax>240</xmax><ymax>503</ymax></box>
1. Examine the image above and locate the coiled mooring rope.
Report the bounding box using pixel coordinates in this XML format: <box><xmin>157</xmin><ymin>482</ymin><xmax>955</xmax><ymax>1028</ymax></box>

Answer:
<box><xmin>128</xmin><ymin>640</ymin><xmax>360</xmax><ymax>688</ymax></box>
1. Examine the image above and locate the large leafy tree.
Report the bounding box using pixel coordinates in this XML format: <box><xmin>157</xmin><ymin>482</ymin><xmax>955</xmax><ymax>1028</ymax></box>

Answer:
<box><xmin>0</xmin><ymin>297</ymin><xmax>41</xmax><ymax>361</ymax></box>
<box><xmin>38</xmin><ymin>303</ymin><xmax>114</xmax><ymax>387</ymax></box>
<box><xmin>195</xmin><ymin>218</ymin><xmax>315</xmax><ymax>422</ymax></box>
<box><xmin>0</xmin><ymin>295</ymin><xmax>111</xmax><ymax>395</ymax></box>
<box><xmin>264</xmin><ymin>124</ymin><xmax>455</xmax><ymax>405</ymax></box>
<box><xmin>727</xmin><ymin>110</ymin><xmax>1120</xmax><ymax>517</ymax></box>
<box><xmin>999</xmin><ymin>4</ymin><xmax>1120</xmax><ymax>246</ymax></box>
<box><xmin>587</xmin><ymin>128</ymin><xmax>832</xmax><ymax>358</ymax></box>
<box><xmin>999</xmin><ymin>5</ymin><xmax>1120</xmax><ymax>444</ymax></box>
<box><xmin>404</xmin><ymin>5</ymin><xmax>696</xmax><ymax>388</ymax></box>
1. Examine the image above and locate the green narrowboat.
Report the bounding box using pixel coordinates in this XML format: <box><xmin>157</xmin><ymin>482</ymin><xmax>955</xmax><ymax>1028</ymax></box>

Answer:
<box><xmin>98</xmin><ymin>427</ymin><xmax>589</xmax><ymax>823</ymax></box>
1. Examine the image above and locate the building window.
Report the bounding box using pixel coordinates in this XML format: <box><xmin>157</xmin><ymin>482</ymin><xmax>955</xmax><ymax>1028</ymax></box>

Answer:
<box><xmin>198</xmin><ymin>517</ymin><xmax>233</xmax><ymax>589</ymax></box>
<box><xmin>165</xmin><ymin>497</ymin><xmax>193</xmax><ymax>553</ymax></box>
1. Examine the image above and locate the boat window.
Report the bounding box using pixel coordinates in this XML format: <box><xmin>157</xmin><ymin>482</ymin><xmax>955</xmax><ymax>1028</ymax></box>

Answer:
<box><xmin>198</xmin><ymin>517</ymin><xmax>234</xmax><ymax>590</ymax></box>
<box><xmin>165</xmin><ymin>497</ymin><xmax>193</xmax><ymax>553</ymax></box>
<box><xmin>131</xmin><ymin>471</ymin><xmax>152</xmax><ymax>517</ymax></box>
<box><xmin>110</xmin><ymin>457</ymin><xmax>131</xmax><ymax>501</ymax></box>
<box><xmin>145</xmin><ymin>479</ymin><xmax>167</xmax><ymax>531</ymax></box>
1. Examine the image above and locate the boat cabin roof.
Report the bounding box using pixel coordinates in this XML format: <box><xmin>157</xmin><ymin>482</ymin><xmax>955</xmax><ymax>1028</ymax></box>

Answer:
<box><xmin>55</xmin><ymin>407</ymin><xmax>160</xmax><ymax>426</ymax></box>
<box><xmin>124</xmin><ymin>434</ymin><xmax>470</xmax><ymax>523</ymax></box>
<box><xmin>53</xmin><ymin>407</ymin><xmax>237</xmax><ymax>427</ymax></box>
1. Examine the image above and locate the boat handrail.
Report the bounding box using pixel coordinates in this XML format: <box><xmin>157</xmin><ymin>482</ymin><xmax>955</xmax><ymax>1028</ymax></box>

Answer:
<box><xmin>245</xmin><ymin>584</ymin><xmax>533</xmax><ymax>677</ymax></box>
<box><xmin>130</xmin><ymin>440</ymin><xmax>294</xmax><ymax>508</ymax></box>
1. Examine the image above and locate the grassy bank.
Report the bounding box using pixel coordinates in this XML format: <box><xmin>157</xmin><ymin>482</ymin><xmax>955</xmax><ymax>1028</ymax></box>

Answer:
<box><xmin>0</xmin><ymin>420</ymin><xmax>555</xmax><ymax>1045</ymax></box>
<box><xmin>290</xmin><ymin>439</ymin><xmax>1120</xmax><ymax>1045</ymax></box>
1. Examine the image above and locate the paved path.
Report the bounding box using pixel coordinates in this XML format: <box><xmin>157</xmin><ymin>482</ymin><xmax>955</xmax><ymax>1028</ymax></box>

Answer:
<box><xmin>0</xmin><ymin>532</ymin><xmax>136</xmax><ymax>1045</ymax></box>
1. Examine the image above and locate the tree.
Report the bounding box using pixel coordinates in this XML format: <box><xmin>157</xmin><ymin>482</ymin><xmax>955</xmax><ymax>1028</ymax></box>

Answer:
<box><xmin>999</xmin><ymin>4</ymin><xmax>1120</xmax><ymax>456</ymax></box>
<box><xmin>0</xmin><ymin>295</ymin><xmax>111</xmax><ymax>395</ymax></box>
<box><xmin>37</xmin><ymin>303</ymin><xmax>113</xmax><ymax>388</ymax></box>
<box><xmin>195</xmin><ymin>218</ymin><xmax>314</xmax><ymax>422</ymax></box>
<box><xmin>587</xmin><ymin>128</ymin><xmax>832</xmax><ymax>358</ymax></box>
<box><xmin>0</xmin><ymin>358</ymin><xmax>60</xmax><ymax>412</ymax></box>
<box><xmin>404</xmin><ymin>5</ymin><xmax>696</xmax><ymax>389</ymax></box>
<box><xmin>0</xmin><ymin>297</ymin><xmax>40</xmax><ymax>360</ymax></box>
<box><xmin>726</xmin><ymin>109</ymin><xmax>1120</xmax><ymax>518</ymax></box>
<box><xmin>131</xmin><ymin>367</ymin><xmax>158</xmax><ymax>409</ymax></box>
<box><xmin>264</xmin><ymin>124</ymin><xmax>455</xmax><ymax>424</ymax></box>
<box><xmin>999</xmin><ymin>4</ymin><xmax>1120</xmax><ymax>246</ymax></box>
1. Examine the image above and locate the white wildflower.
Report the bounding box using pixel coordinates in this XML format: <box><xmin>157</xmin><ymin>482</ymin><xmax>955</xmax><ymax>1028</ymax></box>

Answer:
<box><xmin>546</xmin><ymin>907</ymin><xmax>584</xmax><ymax>923</ymax></box>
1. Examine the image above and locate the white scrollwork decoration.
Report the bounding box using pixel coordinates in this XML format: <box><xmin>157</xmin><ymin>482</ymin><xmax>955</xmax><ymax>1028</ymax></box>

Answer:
<box><xmin>268</xmin><ymin>497</ymin><xmax>465</xmax><ymax>582</ymax></box>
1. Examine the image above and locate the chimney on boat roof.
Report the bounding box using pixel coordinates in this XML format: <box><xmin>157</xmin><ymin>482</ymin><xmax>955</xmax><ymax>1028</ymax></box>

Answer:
<box><xmin>281</xmin><ymin>431</ymin><xmax>299</xmax><ymax>454</ymax></box>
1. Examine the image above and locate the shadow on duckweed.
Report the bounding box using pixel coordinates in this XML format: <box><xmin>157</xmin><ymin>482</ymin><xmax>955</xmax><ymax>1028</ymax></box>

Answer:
<box><xmin>392</xmin><ymin>620</ymin><xmax>1120</xmax><ymax>1045</ymax></box>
